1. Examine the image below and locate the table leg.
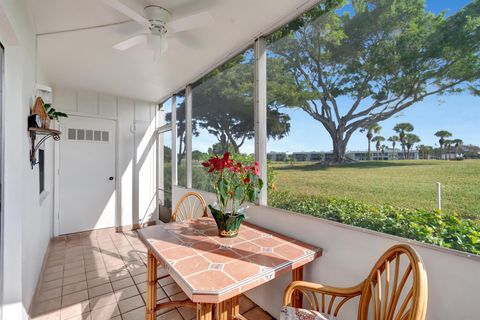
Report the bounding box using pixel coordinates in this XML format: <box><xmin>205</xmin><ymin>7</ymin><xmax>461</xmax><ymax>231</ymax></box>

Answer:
<box><xmin>146</xmin><ymin>250</ymin><xmax>157</xmax><ymax>320</ymax></box>
<box><xmin>292</xmin><ymin>266</ymin><xmax>304</xmax><ymax>308</ymax></box>
<box><xmin>197</xmin><ymin>303</ymin><xmax>213</xmax><ymax>320</ymax></box>
<box><xmin>216</xmin><ymin>295</ymin><xmax>240</xmax><ymax>320</ymax></box>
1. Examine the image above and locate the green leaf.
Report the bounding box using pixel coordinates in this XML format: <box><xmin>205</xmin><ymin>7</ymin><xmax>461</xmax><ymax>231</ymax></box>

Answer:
<box><xmin>258</xmin><ymin>178</ymin><xmax>264</xmax><ymax>190</ymax></box>
<box><xmin>234</xmin><ymin>186</ymin><xmax>244</xmax><ymax>201</ymax></box>
<box><xmin>218</xmin><ymin>179</ymin><xmax>228</xmax><ymax>206</ymax></box>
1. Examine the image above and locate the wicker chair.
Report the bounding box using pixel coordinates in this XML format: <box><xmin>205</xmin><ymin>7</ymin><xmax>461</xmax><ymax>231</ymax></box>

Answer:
<box><xmin>281</xmin><ymin>244</ymin><xmax>428</xmax><ymax>320</ymax></box>
<box><xmin>153</xmin><ymin>192</ymin><xmax>209</xmax><ymax>316</ymax></box>
<box><xmin>171</xmin><ymin>191</ymin><xmax>208</xmax><ymax>222</ymax></box>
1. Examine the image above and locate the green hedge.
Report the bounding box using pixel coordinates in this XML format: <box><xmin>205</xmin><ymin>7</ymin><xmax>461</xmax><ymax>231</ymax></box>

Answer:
<box><xmin>268</xmin><ymin>191</ymin><xmax>480</xmax><ymax>255</ymax></box>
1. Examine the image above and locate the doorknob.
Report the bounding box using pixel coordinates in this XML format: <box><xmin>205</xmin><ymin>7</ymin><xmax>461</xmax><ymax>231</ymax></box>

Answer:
<box><xmin>108</xmin><ymin>176</ymin><xmax>114</xmax><ymax>181</ymax></box>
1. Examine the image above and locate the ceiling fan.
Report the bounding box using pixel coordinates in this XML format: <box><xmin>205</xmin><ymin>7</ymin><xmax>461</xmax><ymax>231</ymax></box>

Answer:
<box><xmin>103</xmin><ymin>0</ymin><xmax>214</xmax><ymax>57</ymax></box>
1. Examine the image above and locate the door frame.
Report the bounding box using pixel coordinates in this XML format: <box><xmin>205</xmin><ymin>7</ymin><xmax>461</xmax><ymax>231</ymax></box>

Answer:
<box><xmin>53</xmin><ymin>112</ymin><xmax>119</xmax><ymax>236</ymax></box>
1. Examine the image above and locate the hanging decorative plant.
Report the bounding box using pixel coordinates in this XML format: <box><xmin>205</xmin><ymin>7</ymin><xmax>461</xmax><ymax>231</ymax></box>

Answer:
<box><xmin>202</xmin><ymin>152</ymin><xmax>263</xmax><ymax>237</ymax></box>
<box><xmin>44</xmin><ymin>104</ymin><xmax>68</xmax><ymax>121</ymax></box>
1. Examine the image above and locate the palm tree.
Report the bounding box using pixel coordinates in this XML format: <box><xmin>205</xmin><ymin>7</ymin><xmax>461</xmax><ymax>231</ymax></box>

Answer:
<box><xmin>360</xmin><ymin>123</ymin><xmax>382</xmax><ymax>160</ymax></box>
<box><xmin>418</xmin><ymin>145</ymin><xmax>433</xmax><ymax>159</ymax></box>
<box><xmin>453</xmin><ymin>139</ymin><xmax>463</xmax><ymax>156</ymax></box>
<box><xmin>434</xmin><ymin>130</ymin><xmax>452</xmax><ymax>160</ymax></box>
<box><xmin>393</xmin><ymin>123</ymin><xmax>414</xmax><ymax>159</ymax></box>
<box><xmin>418</xmin><ymin>144</ymin><xmax>426</xmax><ymax>159</ymax></box>
<box><xmin>443</xmin><ymin>139</ymin><xmax>453</xmax><ymax>160</ymax></box>
<box><xmin>372</xmin><ymin>136</ymin><xmax>385</xmax><ymax>160</ymax></box>
<box><xmin>388</xmin><ymin>136</ymin><xmax>400</xmax><ymax>159</ymax></box>
<box><xmin>405</xmin><ymin>134</ymin><xmax>421</xmax><ymax>159</ymax></box>
<box><xmin>381</xmin><ymin>144</ymin><xmax>387</xmax><ymax>159</ymax></box>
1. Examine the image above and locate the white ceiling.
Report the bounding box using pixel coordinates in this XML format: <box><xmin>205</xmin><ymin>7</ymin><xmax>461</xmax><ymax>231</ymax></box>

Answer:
<box><xmin>28</xmin><ymin>0</ymin><xmax>317</xmax><ymax>102</ymax></box>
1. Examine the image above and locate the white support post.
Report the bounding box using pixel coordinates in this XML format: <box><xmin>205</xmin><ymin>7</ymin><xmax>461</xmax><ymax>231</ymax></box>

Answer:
<box><xmin>171</xmin><ymin>95</ymin><xmax>178</xmax><ymax>186</ymax></box>
<box><xmin>157</xmin><ymin>104</ymin><xmax>165</xmax><ymax>221</ymax></box>
<box><xmin>186</xmin><ymin>85</ymin><xmax>193</xmax><ymax>189</ymax></box>
<box><xmin>254</xmin><ymin>38</ymin><xmax>267</xmax><ymax>205</ymax></box>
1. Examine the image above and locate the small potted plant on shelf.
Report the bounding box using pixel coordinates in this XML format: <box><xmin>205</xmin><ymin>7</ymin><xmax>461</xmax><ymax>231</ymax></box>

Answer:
<box><xmin>44</xmin><ymin>103</ymin><xmax>68</xmax><ymax>127</ymax></box>
<box><xmin>202</xmin><ymin>152</ymin><xmax>263</xmax><ymax>237</ymax></box>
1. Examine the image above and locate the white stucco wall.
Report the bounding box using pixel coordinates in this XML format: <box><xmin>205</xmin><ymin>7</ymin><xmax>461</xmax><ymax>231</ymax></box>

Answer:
<box><xmin>173</xmin><ymin>186</ymin><xmax>480</xmax><ymax>320</ymax></box>
<box><xmin>0</xmin><ymin>0</ymin><xmax>54</xmax><ymax>318</ymax></box>
<box><xmin>0</xmin><ymin>2</ymin><xmax>160</xmax><ymax>315</ymax></box>
<box><xmin>54</xmin><ymin>87</ymin><xmax>160</xmax><ymax>231</ymax></box>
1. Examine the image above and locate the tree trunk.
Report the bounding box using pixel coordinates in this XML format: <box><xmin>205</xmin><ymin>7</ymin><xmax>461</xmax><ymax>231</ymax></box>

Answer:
<box><xmin>177</xmin><ymin>135</ymin><xmax>184</xmax><ymax>166</ymax></box>
<box><xmin>330</xmin><ymin>129</ymin><xmax>350</xmax><ymax>163</ymax></box>
<box><xmin>367</xmin><ymin>139</ymin><xmax>372</xmax><ymax>160</ymax></box>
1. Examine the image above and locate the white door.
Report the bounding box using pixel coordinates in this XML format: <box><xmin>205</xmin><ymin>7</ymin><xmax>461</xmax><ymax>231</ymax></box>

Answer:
<box><xmin>59</xmin><ymin>115</ymin><xmax>116</xmax><ymax>235</ymax></box>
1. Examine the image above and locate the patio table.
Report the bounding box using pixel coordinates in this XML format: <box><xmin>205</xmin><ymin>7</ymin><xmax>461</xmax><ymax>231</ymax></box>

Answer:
<box><xmin>138</xmin><ymin>217</ymin><xmax>323</xmax><ymax>320</ymax></box>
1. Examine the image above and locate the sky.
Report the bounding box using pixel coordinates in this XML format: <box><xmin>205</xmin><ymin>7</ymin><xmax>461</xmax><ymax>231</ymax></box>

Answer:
<box><xmin>188</xmin><ymin>0</ymin><xmax>479</xmax><ymax>154</ymax></box>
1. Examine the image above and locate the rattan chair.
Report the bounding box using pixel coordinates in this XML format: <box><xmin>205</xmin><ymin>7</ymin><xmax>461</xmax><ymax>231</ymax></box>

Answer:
<box><xmin>154</xmin><ymin>192</ymin><xmax>209</xmax><ymax>316</ymax></box>
<box><xmin>281</xmin><ymin>244</ymin><xmax>428</xmax><ymax>320</ymax></box>
<box><xmin>171</xmin><ymin>191</ymin><xmax>208</xmax><ymax>222</ymax></box>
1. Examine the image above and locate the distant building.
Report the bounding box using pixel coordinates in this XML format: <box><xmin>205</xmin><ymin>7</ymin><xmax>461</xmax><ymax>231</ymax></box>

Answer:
<box><xmin>268</xmin><ymin>148</ymin><xmax>420</xmax><ymax>162</ymax></box>
<box><xmin>267</xmin><ymin>152</ymin><xmax>287</xmax><ymax>161</ymax></box>
<box><xmin>292</xmin><ymin>152</ymin><xmax>324</xmax><ymax>162</ymax></box>
<box><xmin>346</xmin><ymin>148</ymin><xmax>419</xmax><ymax>161</ymax></box>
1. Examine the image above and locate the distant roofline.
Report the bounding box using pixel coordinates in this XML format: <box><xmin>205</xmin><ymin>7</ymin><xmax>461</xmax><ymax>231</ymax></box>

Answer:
<box><xmin>268</xmin><ymin>148</ymin><xmax>419</xmax><ymax>154</ymax></box>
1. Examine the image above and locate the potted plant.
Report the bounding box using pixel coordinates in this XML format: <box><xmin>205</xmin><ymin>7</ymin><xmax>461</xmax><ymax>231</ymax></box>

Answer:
<box><xmin>44</xmin><ymin>103</ymin><xmax>68</xmax><ymax>128</ymax></box>
<box><xmin>202</xmin><ymin>152</ymin><xmax>263</xmax><ymax>237</ymax></box>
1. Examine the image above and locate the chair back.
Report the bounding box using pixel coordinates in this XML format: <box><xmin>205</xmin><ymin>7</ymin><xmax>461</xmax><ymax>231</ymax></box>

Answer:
<box><xmin>171</xmin><ymin>191</ymin><xmax>208</xmax><ymax>222</ymax></box>
<box><xmin>358</xmin><ymin>244</ymin><xmax>428</xmax><ymax>320</ymax></box>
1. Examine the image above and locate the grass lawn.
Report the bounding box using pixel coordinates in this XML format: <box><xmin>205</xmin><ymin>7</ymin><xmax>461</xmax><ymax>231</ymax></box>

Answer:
<box><xmin>271</xmin><ymin>160</ymin><xmax>480</xmax><ymax>219</ymax></box>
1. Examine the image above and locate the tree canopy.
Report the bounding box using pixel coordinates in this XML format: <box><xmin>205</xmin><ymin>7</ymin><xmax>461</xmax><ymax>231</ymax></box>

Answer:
<box><xmin>267</xmin><ymin>0</ymin><xmax>480</xmax><ymax>162</ymax></box>
<box><xmin>190</xmin><ymin>50</ymin><xmax>293</xmax><ymax>154</ymax></box>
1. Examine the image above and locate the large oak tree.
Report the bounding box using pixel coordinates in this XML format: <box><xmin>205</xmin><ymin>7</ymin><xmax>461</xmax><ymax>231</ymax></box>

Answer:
<box><xmin>268</xmin><ymin>0</ymin><xmax>480</xmax><ymax>162</ymax></box>
<box><xmin>167</xmin><ymin>52</ymin><xmax>294</xmax><ymax>156</ymax></box>
<box><xmin>191</xmin><ymin>51</ymin><xmax>293</xmax><ymax>154</ymax></box>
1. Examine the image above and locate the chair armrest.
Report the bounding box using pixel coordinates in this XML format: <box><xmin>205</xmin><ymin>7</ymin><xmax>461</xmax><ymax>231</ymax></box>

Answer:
<box><xmin>283</xmin><ymin>280</ymin><xmax>365</xmax><ymax>315</ymax></box>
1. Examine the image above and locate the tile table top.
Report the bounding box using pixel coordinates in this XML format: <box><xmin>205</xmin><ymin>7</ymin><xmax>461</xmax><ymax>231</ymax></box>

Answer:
<box><xmin>138</xmin><ymin>217</ymin><xmax>322</xmax><ymax>303</ymax></box>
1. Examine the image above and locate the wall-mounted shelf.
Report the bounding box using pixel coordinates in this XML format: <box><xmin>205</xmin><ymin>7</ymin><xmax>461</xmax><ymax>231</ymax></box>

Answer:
<box><xmin>29</xmin><ymin>127</ymin><xmax>61</xmax><ymax>167</ymax></box>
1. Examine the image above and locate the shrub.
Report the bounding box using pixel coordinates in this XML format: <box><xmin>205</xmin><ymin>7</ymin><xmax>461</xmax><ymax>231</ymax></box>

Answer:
<box><xmin>268</xmin><ymin>190</ymin><xmax>480</xmax><ymax>255</ymax></box>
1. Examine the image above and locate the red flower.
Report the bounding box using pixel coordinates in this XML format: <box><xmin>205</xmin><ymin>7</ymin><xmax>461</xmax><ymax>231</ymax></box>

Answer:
<box><xmin>243</xmin><ymin>177</ymin><xmax>251</xmax><ymax>184</ymax></box>
<box><xmin>253</xmin><ymin>162</ymin><xmax>260</xmax><ymax>176</ymax></box>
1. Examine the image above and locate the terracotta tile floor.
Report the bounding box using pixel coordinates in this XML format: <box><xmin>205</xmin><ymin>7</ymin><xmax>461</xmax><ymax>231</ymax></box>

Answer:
<box><xmin>29</xmin><ymin>228</ymin><xmax>275</xmax><ymax>320</ymax></box>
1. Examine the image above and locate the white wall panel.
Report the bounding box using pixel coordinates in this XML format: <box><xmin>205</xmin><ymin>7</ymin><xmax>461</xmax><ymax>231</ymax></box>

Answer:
<box><xmin>99</xmin><ymin>94</ymin><xmax>117</xmax><ymax>117</ymax></box>
<box><xmin>117</xmin><ymin>97</ymin><xmax>134</xmax><ymax>227</ymax></box>
<box><xmin>77</xmin><ymin>90</ymin><xmax>98</xmax><ymax>114</ymax></box>
<box><xmin>1</xmin><ymin>0</ymin><xmax>54</xmax><ymax>318</ymax></box>
<box><xmin>53</xmin><ymin>87</ymin><xmax>76</xmax><ymax>112</ymax></box>
<box><xmin>135</xmin><ymin>103</ymin><xmax>158</xmax><ymax>225</ymax></box>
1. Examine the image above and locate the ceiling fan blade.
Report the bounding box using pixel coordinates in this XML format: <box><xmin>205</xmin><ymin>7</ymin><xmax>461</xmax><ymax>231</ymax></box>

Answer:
<box><xmin>102</xmin><ymin>0</ymin><xmax>150</xmax><ymax>28</ymax></box>
<box><xmin>167</xmin><ymin>11</ymin><xmax>214</xmax><ymax>33</ymax></box>
<box><xmin>113</xmin><ymin>34</ymin><xmax>147</xmax><ymax>50</ymax></box>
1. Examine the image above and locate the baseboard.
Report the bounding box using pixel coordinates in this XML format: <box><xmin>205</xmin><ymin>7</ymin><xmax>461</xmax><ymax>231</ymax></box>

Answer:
<box><xmin>116</xmin><ymin>220</ymin><xmax>156</xmax><ymax>232</ymax></box>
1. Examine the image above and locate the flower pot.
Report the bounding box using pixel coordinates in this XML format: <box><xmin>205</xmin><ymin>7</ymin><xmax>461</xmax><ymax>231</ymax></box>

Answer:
<box><xmin>209</xmin><ymin>205</ymin><xmax>246</xmax><ymax>238</ymax></box>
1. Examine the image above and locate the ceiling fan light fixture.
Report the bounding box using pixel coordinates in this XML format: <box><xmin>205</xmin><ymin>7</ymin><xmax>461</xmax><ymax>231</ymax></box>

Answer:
<box><xmin>105</xmin><ymin>1</ymin><xmax>214</xmax><ymax>56</ymax></box>
<box><xmin>147</xmin><ymin>34</ymin><xmax>168</xmax><ymax>61</ymax></box>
